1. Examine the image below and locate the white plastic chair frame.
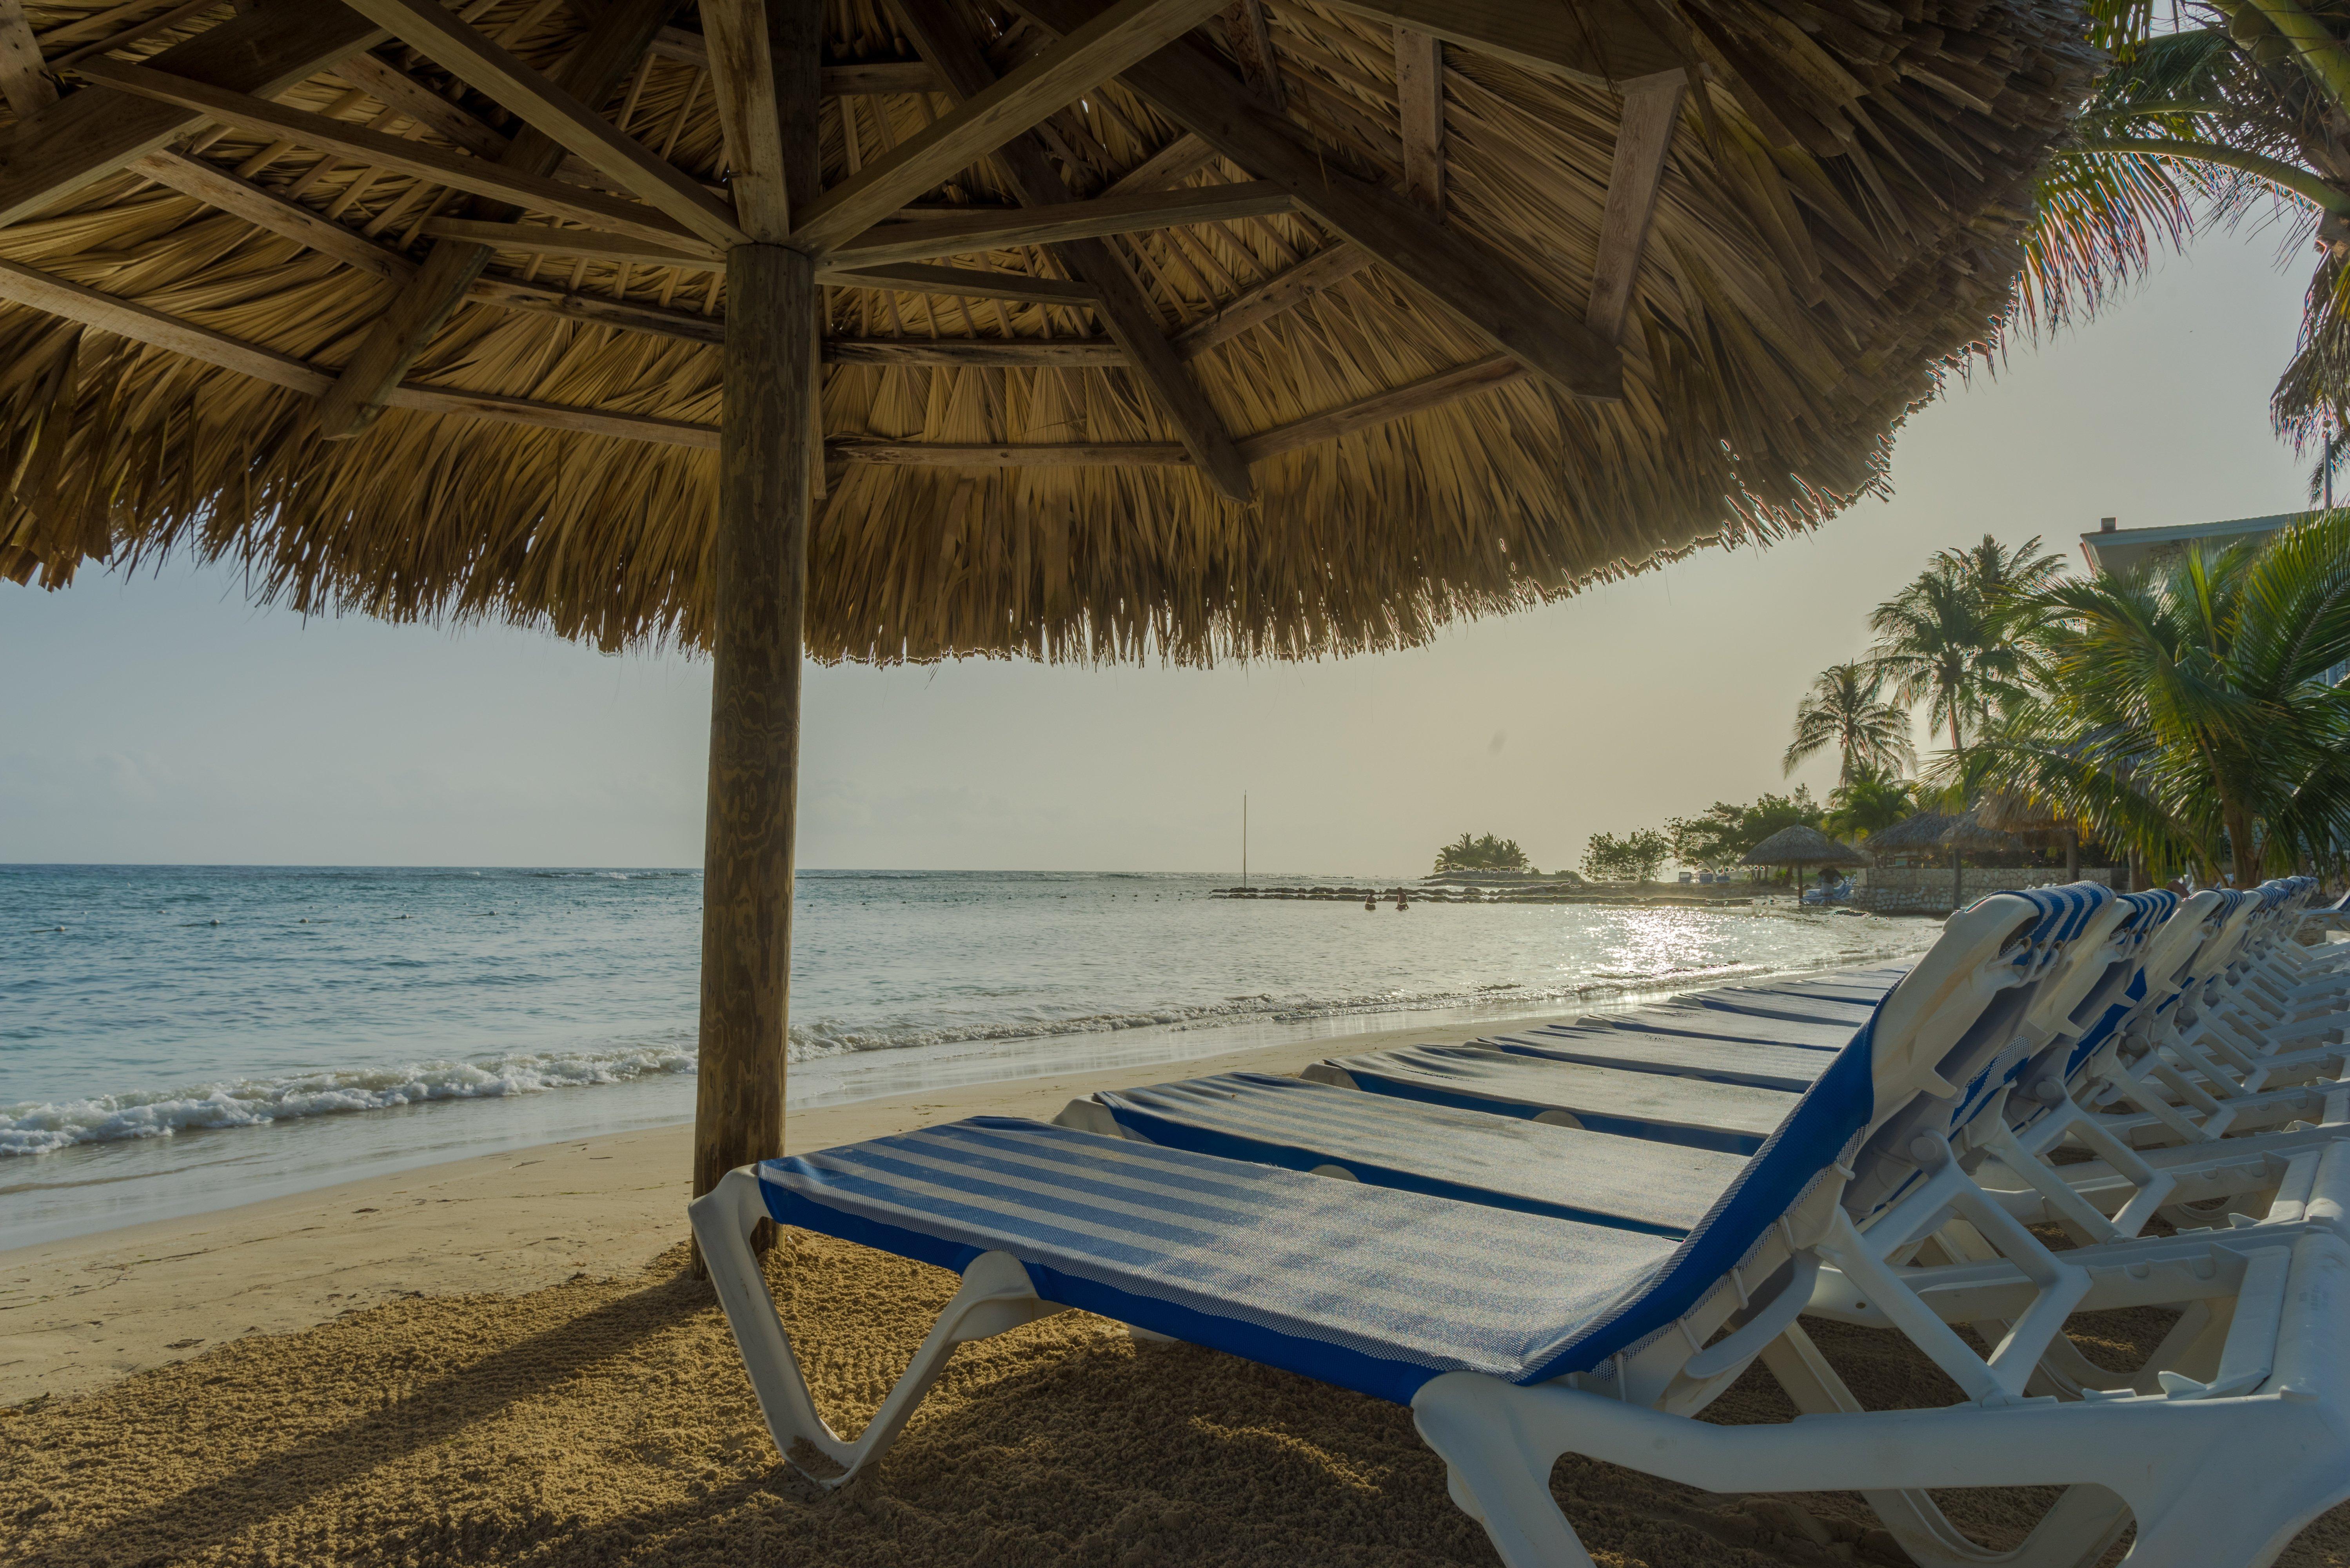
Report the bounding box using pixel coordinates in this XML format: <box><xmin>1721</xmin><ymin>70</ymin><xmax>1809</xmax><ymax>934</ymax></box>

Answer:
<box><xmin>692</xmin><ymin>895</ymin><xmax>2326</xmax><ymax>1568</ymax></box>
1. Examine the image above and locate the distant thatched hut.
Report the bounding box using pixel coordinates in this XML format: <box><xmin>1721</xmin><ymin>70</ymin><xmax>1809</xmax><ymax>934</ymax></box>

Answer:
<box><xmin>1743</xmin><ymin>824</ymin><xmax>1872</xmax><ymax>890</ymax></box>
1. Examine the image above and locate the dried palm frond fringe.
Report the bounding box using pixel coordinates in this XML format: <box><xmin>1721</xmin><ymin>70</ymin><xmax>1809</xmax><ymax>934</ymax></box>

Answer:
<box><xmin>0</xmin><ymin>0</ymin><xmax>2099</xmax><ymax>664</ymax></box>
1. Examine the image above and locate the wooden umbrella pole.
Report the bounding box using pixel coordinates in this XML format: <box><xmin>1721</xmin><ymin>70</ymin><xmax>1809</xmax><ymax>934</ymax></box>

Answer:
<box><xmin>692</xmin><ymin>241</ymin><xmax>816</xmax><ymax>1263</ymax></box>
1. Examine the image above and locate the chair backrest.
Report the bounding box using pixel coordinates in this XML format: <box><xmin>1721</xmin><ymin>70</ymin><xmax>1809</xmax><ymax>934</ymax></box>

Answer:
<box><xmin>1518</xmin><ymin>886</ymin><xmax>2105</xmax><ymax>1382</ymax></box>
<box><xmin>2034</xmin><ymin>887</ymin><xmax>2188</xmax><ymax>1085</ymax></box>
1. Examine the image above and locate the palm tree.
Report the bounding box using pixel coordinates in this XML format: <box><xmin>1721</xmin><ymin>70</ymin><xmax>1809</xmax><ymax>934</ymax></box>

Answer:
<box><xmin>1963</xmin><ymin>512</ymin><xmax>2350</xmax><ymax>886</ymax></box>
<box><xmin>2023</xmin><ymin>8</ymin><xmax>2350</xmax><ymax>486</ymax></box>
<box><xmin>1783</xmin><ymin>662</ymin><xmax>1915</xmax><ymax>782</ymax></box>
<box><xmin>1825</xmin><ymin>764</ymin><xmax>1920</xmax><ymax>841</ymax></box>
<box><xmin>1869</xmin><ymin>536</ymin><xmax>2063</xmax><ymax>773</ymax></box>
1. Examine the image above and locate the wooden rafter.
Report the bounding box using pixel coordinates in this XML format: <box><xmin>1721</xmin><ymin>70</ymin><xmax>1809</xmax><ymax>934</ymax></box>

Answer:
<box><xmin>825</xmin><ymin>338</ymin><xmax>1123</xmax><ymax>365</ymax></box>
<box><xmin>0</xmin><ymin>253</ymin><xmax>718</xmax><ymax>447</ymax></box>
<box><xmin>1104</xmin><ymin>131</ymin><xmax>1216</xmax><ymax>194</ymax></box>
<box><xmin>701</xmin><ymin>0</ymin><xmax>791</xmax><ymax>241</ymax></box>
<box><xmin>822</xmin><ymin>261</ymin><xmax>1099</xmax><ymax>304</ymax></box>
<box><xmin>0</xmin><ymin>0</ymin><xmax>56</xmax><ymax>118</ymax></box>
<box><xmin>1585</xmin><ymin>72</ymin><xmax>1685</xmax><ymax>343</ymax></box>
<box><xmin>1319</xmin><ymin>0</ymin><xmax>1685</xmax><ymax>87</ymax></box>
<box><xmin>132</xmin><ymin>147</ymin><xmax>415</xmax><ymax>282</ymax></box>
<box><xmin>1006</xmin><ymin>0</ymin><xmax>1623</xmax><ymax>401</ymax></box>
<box><xmin>650</xmin><ymin>27</ymin><xmax>943</xmax><ymax>96</ymax></box>
<box><xmin>837</xmin><ymin>439</ymin><xmax>1190</xmax><ymax>465</ymax></box>
<box><xmin>1239</xmin><ymin>355</ymin><xmax>1521</xmax><ymax>461</ymax></box>
<box><xmin>336</xmin><ymin>52</ymin><xmax>510</xmax><ymax>159</ymax></box>
<box><xmin>835</xmin><ymin>353</ymin><xmax>1525</xmax><ymax>466</ymax></box>
<box><xmin>1219</xmin><ymin>0</ymin><xmax>1281</xmax><ymax>108</ymax></box>
<box><xmin>467</xmin><ymin>274</ymin><xmax>727</xmax><ymax>343</ymax></box>
<box><xmin>313</xmin><ymin>0</ymin><xmax>681</xmax><ymax>439</ymax></box>
<box><xmin>1172</xmin><ymin>241</ymin><xmax>1366</xmax><ymax>359</ymax></box>
<box><xmin>891</xmin><ymin>0</ymin><xmax>1254</xmax><ymax>504</ymax></box>
<box><xmin>0</xmin><ymin>3</ymin><xmax>385</xmax><ymax>229</ymax></box>
<box><xmin>417</xmin><ymin>217</ymin><xmax>717</xmax><ymax>269</ymax></box>
<box><xmin>790</xmin><ymin>0</ymin><xmax>1227</xmax><ymax>252</ymax></box>
<box><xmin>826</xmin><ymin>181</ymin><xmax>1292</xmax><ymax>269</ymax></box>
<box><xmin>334</xmin><ymin>0</ymin><xmax>747</xmax><ymax>247</ymax></box>
<box><xmin>76</xmin><ymin>58</ymin><xmax>711</xmax><ymax>250</ymax></box>
<box><xmin>1393</xmin><ymin>28</ymin><xmax>1442</xmax><ymax>213</ymax></box>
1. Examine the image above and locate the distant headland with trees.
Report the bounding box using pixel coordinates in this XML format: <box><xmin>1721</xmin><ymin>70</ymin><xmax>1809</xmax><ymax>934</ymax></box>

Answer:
<box><xmin>1434</xmin><ymin>514</ymin><xmax>2350</xmax><ymax>898</ymax></box>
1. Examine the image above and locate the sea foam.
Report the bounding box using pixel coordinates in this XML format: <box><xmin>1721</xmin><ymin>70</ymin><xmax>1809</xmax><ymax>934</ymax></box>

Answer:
<box><xmin>0</xmin><ymin>1042</ymin><xmax>697</xmax><ymax>1155</ymax></box>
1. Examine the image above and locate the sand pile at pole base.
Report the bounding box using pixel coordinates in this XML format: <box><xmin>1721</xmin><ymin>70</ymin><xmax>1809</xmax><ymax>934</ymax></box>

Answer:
<box><xmin>5</xmin><ymin>1234</ymin><xmax>2347</xmax><ymax>1568</ymax></box>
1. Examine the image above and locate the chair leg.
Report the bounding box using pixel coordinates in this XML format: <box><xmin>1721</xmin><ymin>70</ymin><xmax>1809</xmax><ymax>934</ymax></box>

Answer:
<box><xmin>688</xmin><ymin>1168</ymin><xmax>1067</xmax><ymax>1487</ymax></box>
<box><xmin>1411</xmin><ymin>1382</ymin><xmax>1599</xmax><ymax>1568</ymax></box>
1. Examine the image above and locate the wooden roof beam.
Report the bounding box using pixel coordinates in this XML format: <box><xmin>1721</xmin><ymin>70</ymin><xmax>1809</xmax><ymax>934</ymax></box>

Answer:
<box><xmin>1104</xmin><ymin>131</ymin><xmax>1216</xmax><ymax>194</ymax></box>
<box><xmin>1005</xmin><ymin>0</ymin><xmax>1622</xmax><ymax>402</ymax></box>
<box><xmin>1393</xmin><ymin>28</ymin><xmax>1441</xmax><ymax>213</ymax></box>
<box><xmin>312</xmin><ymin>0</ymin><xmax>681</xmax><ymax>439</ymax></box>
<box><xmin>827</xmin><ymin>180</ymin><xmax>1290</xmax><ymax>267</ymax></box>
<box><xmin>0</xmin><ymin>253</ymin><xmax>717</xmax><ymax>447</ymax></box>
<box><xmin>131</xmin><ymin>147</ymin><xmax>416</xmax><ymax>281</ymax></box>
<box><xmin>834</xmin><ymin>352</ymin><xmax>1525</xmax><ymax>466</ymax></box>
<box><xmin>1585</xmin><ymin>72</ymin><xmax>1685</xmax><ymax>343</ymax></box>
<box><xmin>77</xmin><ymin>58</ymin><xmax>712</xmax><ymax>250</ymax></box>
<box><xmin>1172</xmin><ymin>241</ymin><xmax>1366</xmax><ymax>358</ymax></box>
<box><xmin>1317</xmin><ymin>0</ymin><xmax>1685</xmax><ymax>88</ymax></box>
<box><xmin>335</xmin><ymin>0</ymin><xmax>746</xmax><ymax>248</ymax></box>
<box><xmin>335</xmin><ymin>51</ymin><xmax>510</xmax><ymax>159</ymax></box>
<box><xmin>0</xmin><ymin>0</ymin><xmax>57</xmax><ymax>118</ymax></box>
<box><xmin>790</xmin><ymin>0</ymin><xmax>1227</xmax><ymax>252</ymax></box>
<box><xmin>700</xmin><ymin>0</ymin><xmax>791</xmax><ymax>241</ymax></box>
<box><xmin>1219</xmin><ymin>1</ymin><xmax>1280</xmax><ymax>108</ymax></box>
<box><xmin>650</xmin><ymin>28</ymin><xmax>944</xmax><ymax>95</ymax></box>
<box><xmin>418</xmin><ymin>217</ymin><xmax>721</xmax><ymax>269</ymax></box>
<box><xmin>0</xmin><ymin>0</ymin><xmax>385</xmax><ymax>230</ymax></box>
<box><xmin>825</xmin><ymin>338</ymin><xmax>1123</xmax><ymax>365</ymax></box>
<box><xmin>821</xmin><ymin>261</ymin><xmax>1099</xmax><ymax>304</ymax></box>
<box><xmin>890</xmin><ymin>0</ymin><xmax>1253</xmax><ymax>504</ymax></box>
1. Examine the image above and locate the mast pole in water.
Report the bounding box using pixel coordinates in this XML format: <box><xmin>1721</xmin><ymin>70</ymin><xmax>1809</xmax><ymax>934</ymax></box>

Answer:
<box><xmin>1242</xmin><ymin>793</ymin><xmax>1248</xmax><ymax>886</ymax></box>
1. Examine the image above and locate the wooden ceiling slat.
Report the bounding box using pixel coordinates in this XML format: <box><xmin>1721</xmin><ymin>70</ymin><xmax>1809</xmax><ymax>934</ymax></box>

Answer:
<box><xmin>825</xmin><ymin>182</ymin><xmax>1293</xmax><ymax>270</ymax></box>
<box><xmin>336</xmin><ymin>0</ymin><xmax>747</xmax><ymax>247</ymax></box>
<box><xmin>1585</xmin><ymin>73</ymin><xmax>1687</xmax><ymax>344</ymax></box>
<box><xmin>790</xmin><ymin>0</ymin><xmax>1225</xmax><ymax>252</ymax></box>
<box><xmin>0</xmin><ymin>0</ymin><xmax>58</xmax><ymax>117</ymax></box>
<box><xmin>0</xmin><ymin>3</ymin><xmax>383</xmax><ymax>229</ymax></box>
<box><xmin>317</xmin><ymin>0</ymin><xmax>686</xmax><ymax>438</ymax></box>
<box><xmin>76</xmin><ymin>57</ymin><xmax>716</xmax><ymax>250</ymax></box>
<box><xmin>1009</xmin><ymin>0</ymin><xmax>1624</xmax><ymax>402</ymax></box>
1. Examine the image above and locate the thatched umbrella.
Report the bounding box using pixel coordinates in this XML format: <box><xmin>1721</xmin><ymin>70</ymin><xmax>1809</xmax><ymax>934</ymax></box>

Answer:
<box><xmin>1865</xmin><ymin>808</ymin><xmax>2023</xmax><ymax>906</ymax></box>
<box><xmin>1977</xmin><ymin>789</ymin><xmax>2081</xmax><ymax>878</ymax></box>
<box><xmin>1742</xmin><ymin>823</ymin><xmax>1871</xmax><ymax>894</ymax></box>
<box><xmin>0</xmin><ymin>0</ymin><xmax>2097</xmax><ymax>1224</ymax></box>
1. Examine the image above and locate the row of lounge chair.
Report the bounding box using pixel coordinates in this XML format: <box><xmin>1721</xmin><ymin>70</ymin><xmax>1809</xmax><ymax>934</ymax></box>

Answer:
<box><xmin>693</xmin><ymin>878</ymin><xmax>2350</xmax><ymax>1567</ymax></box>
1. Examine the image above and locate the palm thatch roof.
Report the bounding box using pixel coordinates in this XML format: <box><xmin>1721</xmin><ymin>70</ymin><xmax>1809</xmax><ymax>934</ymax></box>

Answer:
<box><xmin>1743</xmin><ymin>823</ymin><xmax>1872</xmax><ymax>868</ymax></box>
<box><xmin>1975</xmin><ymin>788</ymin><xmax>2074</xmax><ymax>838</ymax></box>
<box><xmin>0</xmin><ymin>0</ymin><xmax>2097</xmax><ymax>663</ymax></box>
<box><xmin>1864</xmin><ymin>807</ymin><xmax>2024</xmax><ymax>857</ymax></box>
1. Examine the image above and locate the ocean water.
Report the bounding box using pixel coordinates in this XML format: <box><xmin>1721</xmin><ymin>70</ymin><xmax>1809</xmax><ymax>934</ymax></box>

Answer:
<box><xmin>1</xmin><ymin>865</ymin><xmax>1939</xmax><ymax>1245</ymax></box>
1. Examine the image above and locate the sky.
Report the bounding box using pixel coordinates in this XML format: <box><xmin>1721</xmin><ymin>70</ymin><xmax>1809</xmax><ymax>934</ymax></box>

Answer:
<box><xmin>0</xmin><ymin>227</ymin><xmax>2322</xmax><ymax>875</ymax></box>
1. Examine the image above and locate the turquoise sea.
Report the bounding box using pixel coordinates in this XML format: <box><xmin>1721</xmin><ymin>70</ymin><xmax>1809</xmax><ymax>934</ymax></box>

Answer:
<box><xmin>0</xmin><ymin>865</ymin><xmax>1937</xmax><ymax>1244</ymax></box>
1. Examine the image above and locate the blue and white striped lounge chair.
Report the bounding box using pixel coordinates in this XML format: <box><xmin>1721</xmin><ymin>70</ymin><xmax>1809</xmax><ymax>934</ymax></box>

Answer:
<box><xmin>1300</xmin><ymin>885</ymin><xmax>2123</xmax><ymax>1149</ymax></box>
<box><xmin>693</xmin><ymin>890</ymin><xmax>2350</xmax><ymax>1568</ymax></box>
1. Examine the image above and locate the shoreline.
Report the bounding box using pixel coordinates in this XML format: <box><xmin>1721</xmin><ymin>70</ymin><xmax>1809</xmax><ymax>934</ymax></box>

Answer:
<box><xmin>5</xmin><ymin>912</ymin><xmax>1934</xmax><ymax>1250</ymax></box>
<box><xmin>0</xmin><ymin>1011</ymin><xmax>1518</xmax><ymax>1406</ymax></box>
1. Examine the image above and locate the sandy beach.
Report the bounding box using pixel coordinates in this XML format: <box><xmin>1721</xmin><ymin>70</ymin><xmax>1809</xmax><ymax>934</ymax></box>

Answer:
<box><xmin>9</xmin><ymin>1016</ymin><xmax>2350</xmax><ymax>1568</ymax></box>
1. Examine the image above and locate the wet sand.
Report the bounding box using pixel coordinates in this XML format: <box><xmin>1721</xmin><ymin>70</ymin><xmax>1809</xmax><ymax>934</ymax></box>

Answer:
<box><xmin>6</xmin><ymin>1017</ymin><xmax>2348</xmax><ymax>1567</ymax></box>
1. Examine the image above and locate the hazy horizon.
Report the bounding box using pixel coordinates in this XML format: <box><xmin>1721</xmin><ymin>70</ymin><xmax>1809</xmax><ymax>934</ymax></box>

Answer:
<box><xmin>3</xmin><ymin>229</ymin><xmax>2317</xmax><ymax>875</ymax></box>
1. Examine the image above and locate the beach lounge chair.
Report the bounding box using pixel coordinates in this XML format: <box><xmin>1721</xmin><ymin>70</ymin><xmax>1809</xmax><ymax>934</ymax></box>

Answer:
<box><xmin>693</xmin><ymin>890</ymin><xmax>2350</xmax><ymax>1567</ymax></box>
<box><xmin>1294</xmin><ymin>886</ymin><xmax>2127</xmax><ymax>1149</ymax></box>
